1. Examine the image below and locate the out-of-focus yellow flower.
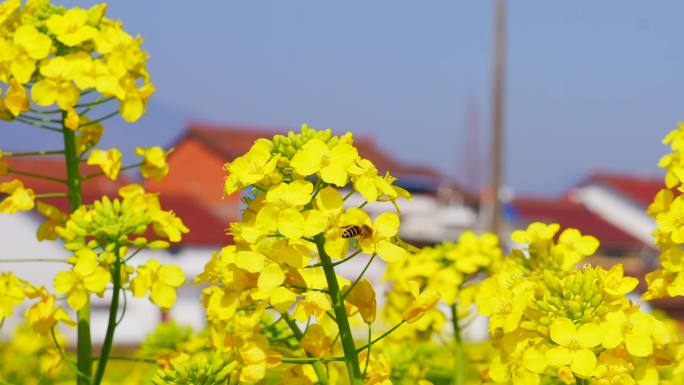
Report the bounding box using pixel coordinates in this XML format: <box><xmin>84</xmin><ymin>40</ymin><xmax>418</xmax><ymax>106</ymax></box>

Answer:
<box><xmin>301</xmin><ymin>324</ymin><xmax>332</xmax><ymax>357</ymax></box>
<box><xmin>136</xmin><ymin>146</ymin><xmax>170</xmax><ymax>181</ymax></box>
<box><xmin>130</xmin><ymin>259</ymin><xmax>185</xmax><ymax>309</ymax></box>
<box><xmin>54</xmin><ymin>248</ymin><xmax>111</xmax><ymax>311</ymax></box>
<box><xmin>238</xmin><ymin>342</ymin><xmax>281</xmax><ymax>383</ymax></box>
<box><xmin>344</xmin><ymin>279</ymin><xmax>376</xmax><ymax>324</ymax></box>
<box><xmin>0</xmin><ymin>179</ymin><xmax>35</xmax><ymax>213</ymax></box>
<box><xmin>293</xmin><ymin>291</ymin><xmax>332</xmax><ymax>322</ymax></box>
<box><xmin>87</xmin><ymin>147</ymin><xmax>122</xmax><ymax>180</ymax></box>
<box><xmin>35</xmin><ymin>201</ymin><xmax>67</xmax><ymax>241</ymax></box>
<box><xmin>0</xmin><ymin>272</ymin><xmax>32</xmax><ymax>320</ymax></box>
<box><xmin>5</xmin><ymin>78</ymin><xmax>29</xmax><ymax>116</ymax></box>
<box><xmin>24</xmin><ymin>294</ymin><xmax>74</xmax><ymax>334</ymax></box>
<box><xmin>402</xmin><ymin>288</ymin><xmax>440</xmax><ymax>323</ymax></box>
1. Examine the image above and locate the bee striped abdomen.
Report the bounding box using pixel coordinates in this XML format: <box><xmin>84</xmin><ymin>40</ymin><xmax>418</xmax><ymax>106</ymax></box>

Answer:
<box><xmin>341</xmin><ymin>225</ymin><xmax>362</xmax><ymax>239</ymax></box>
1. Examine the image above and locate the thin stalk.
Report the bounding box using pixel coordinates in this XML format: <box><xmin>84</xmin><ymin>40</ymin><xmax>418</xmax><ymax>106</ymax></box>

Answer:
<box><xmin>9</xmin><ymin>168</ymin><xmax>67</xmax><ymax>184</ymax></box>
<box><xmin>356</xmin><ymin>321</ymin><xmax>405</xmax><ymax>352</ymax></box>
<box><xmin>282</xmin><ymin>313</ymin><xmax>330</xmax><ymax>385</ymax></box>
<box><xmin>51</xmin><ymin>328</ymin><xmax>89</xmax><ymax>382</ymax></box>
<box><xmin>341</xmin><ymin>253</ymin><xmax>375</xmax><ymax>300</ymax></box>
<box><xmin>282</xmin><ymin>357</ymin><xmax>345</xmax><ymax>364</ymax></box>
<box><xmin>35</xmin><ymin>193</ymin><xmax>68</xmax><ymax>199</ymax></box>
<box><xmin>362</xmin><ymin>325</ymin><xmax>371</xmax><ymax>378</ymax></box>
<box><xmin>82</xmin><ymin>163</ymin><xmax>142</xmax><ymax>180</ymax></box>
<box><xmin>451</xmin><ymin>304</ymin><xmax>466</xmax><ymax>385</ymax></box>
<box><xmin>75</xmin><ymin>96</ymin><xmax>114</xmax><ymax>109</ymax></box>
<box><xmin>62</xmin><ymin>113</ymin><xmax>91</xmax><ymax>385</ymax></box>
<box><xmin>17</xmin><ymin>114</ymin><xmax>63</xmax><ymax>124</ymax></box>
<box><xmin>29</xmin><ymin>107</ymin><xmax>62</xmax><ymax>115</ymax></box>
<box><xmin>307</xmin><ymin>249</ymin><xmax>362</xmax><ymax>269</ymax></box>
<box><xmin>313</xmin><ymin>234</ymin><xmax>364</xmax><ymax>385</ymax></box>
<box><xmin>92</xmin><ymin>246</ymin><xmax>122</xmax><ymax>385</ymax></box>
<box><xmin>80</xmin><ymin>110</ymin><xmax>119</xmax><ymax>128</ymax></box>
<box><xmin>15</xmin><ymin>117</ymin><xmax>63</xmax><ymax>132</ymax></box>
<box><xmin>3</xmin><ymin>150</ymin><xmax>64</xmax><ymax>157</ymax></box>
<box><xmin>0</xmin><ymin>258</ymin><xmax>67</xmax><ymax>263</ymax></box>
<box><xmin>93</xmin><ymin>356</ymin><xmax>155</xmax><ymax>364</ymax></box>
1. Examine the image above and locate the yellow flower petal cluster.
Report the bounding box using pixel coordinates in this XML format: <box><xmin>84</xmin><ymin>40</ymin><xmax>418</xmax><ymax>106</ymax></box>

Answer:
<box><xmin>0</xmin><ymin>272</ymin><xmax>34</xmax><ymax>320</ymax></box>
<box><xmin>136</xmin><ymin>146</ymin><xmax>171</xmax><ymax>181</ymax></box>
<box><xmin>476</xmin><ymin>223</ymin><xmax>679</xmax><ymax>385</ymax></box>
<box><xmin>198</xmin><ymin>125</ymin><xmax>417</xmax><ymax>384</ymax></box>
<box><xmin>0</xmin><ymin>1</ymin><xmax>154</xmax><ymax>123</ymax></box>
<box><xmin>645</xmin><ymin>122</ymin><xmax>684</xmax><ymax>300</ymax></box>
<box><xmin>384</xmin><ymin>232</ymin><xmax>500</xmax><ymax>339</ymax></box>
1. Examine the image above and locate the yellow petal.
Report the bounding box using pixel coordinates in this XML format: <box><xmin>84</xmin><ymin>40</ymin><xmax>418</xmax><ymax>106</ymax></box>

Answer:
<box><xmin>235</xmin><ymin>251</ymin><xmax>265</xmax><ymax>273</ymax></box>
<box><xmin>570</xmin><ymin>349</ymin><xmax>596</xmax><ymax>377</ymax></box>
<box><xmin>159</xmin><ymin>265</ymin><xmax>185</xmax><ymax>287</ymax></box>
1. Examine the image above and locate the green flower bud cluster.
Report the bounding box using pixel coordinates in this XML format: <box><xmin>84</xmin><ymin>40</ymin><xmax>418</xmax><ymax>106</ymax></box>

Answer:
<box><xmin>55</xmin><ymin>186</ymin><xmax>186</xmax><ymax>252</ymax></box>
<box><xmin>530</xmin><ymin>269</ymin><xmax>605</xmax><ymax>324</ymax></box>
<box><xmin>271</xmin><ymin>124</ymin><xmax>340</xmax><ymax>159</ymax></box>
<box><xmin>152</xmin><ymin>354</ymin><xmax>238</xmax><ymax>385</ymax></box>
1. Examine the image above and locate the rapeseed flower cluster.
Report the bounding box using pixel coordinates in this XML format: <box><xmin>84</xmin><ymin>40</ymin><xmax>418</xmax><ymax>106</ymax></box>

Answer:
<box><xmin>644</xmin><ymin>122</ymin><xmax>684</xmax><ymax>300</ymax></box>
<box><xmin>197</xmin><ymin>124</ymin><xmax>438</xmax><ymax>384</ymax></box>
<box><xmin>476</xmin><ymin>222</ymin><xmax>680</xmax><ymax>385</ymax></box>
<box><xmin>384</xmin><ymin>231</ymin><xmax>501</xmax><ymax>340</ymax></box>
<box><xmin>0</xmin><ymin>0</ymin><xmax>154</xmax><ymax>123</ymax></box>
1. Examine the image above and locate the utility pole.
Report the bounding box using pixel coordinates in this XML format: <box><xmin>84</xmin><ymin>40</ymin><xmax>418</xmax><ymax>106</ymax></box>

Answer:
<box><xmin>489</xmin><ymin>0</ymin><xmax>506</xmax><ymax>236</ymax></box>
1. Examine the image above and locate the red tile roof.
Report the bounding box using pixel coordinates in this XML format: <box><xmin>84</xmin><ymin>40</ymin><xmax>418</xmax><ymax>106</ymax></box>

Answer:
<box><xmin>3</xmin><ymin>157</ymin><xmax>229</xmax><ymax>247</ymax></box>
<box><xmin>582</xmin><ymin>172</ymin><xmax>665</xmax><ymax>208</ymax></box>
<box><xmin>183</xmin><ymin>122</ymin><xmax>442</xmax><ymax>179</ymax></box>
<box><xmin>510</xmin><ymin>197</ymin><xmax>648</xmax><ymax>250</ymax></box>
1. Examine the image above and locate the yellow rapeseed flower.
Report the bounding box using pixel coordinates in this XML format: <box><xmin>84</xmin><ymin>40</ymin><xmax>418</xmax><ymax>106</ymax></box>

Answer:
<box><xmin>130</xmin><ymin>259</ymin><xmax>185</xmax><ymax>309</ymax></box>
<box><xmin>0</xmin><ymin>179</ymin><xmax>35</xmax><ymax>213</ymax></box>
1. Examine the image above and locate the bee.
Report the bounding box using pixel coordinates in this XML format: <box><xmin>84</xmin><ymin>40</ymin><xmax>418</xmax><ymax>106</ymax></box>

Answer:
<box><xmin>341</xmin><ymin>224</ymin><xmax>373</xmax><ymax>240</ymax></box>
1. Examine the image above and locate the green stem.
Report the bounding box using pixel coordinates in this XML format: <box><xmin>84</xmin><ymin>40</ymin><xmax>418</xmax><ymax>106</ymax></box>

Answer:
<box><xmin>92</xmin><ymin>246</ymin><xmax>122</xmax><ymax>385</ymax></box>
<box><xmin>8</xmin><ymin>168</ymin><xmax>67</xmax><ymax>184</ymax></box>
<box><xmin>3</xmin><ymin>150</ymin><xmax>64</xmax><ymax>157</ymax></box>
<box><xmin>282</xmin><ymin>313</ymin><xmax>330</xmax><ymax>385</ymax></box>
<box><xmin>62</xmin><ymin>114</ymin><xmax>91</xmax><ymax>385</ymax></box>
<box><xmin>450</xmin><ymin>304</ymin><xmax>466</xmax><ymax>385</ymax></box>
<box><xmin>576</xmin><ymin>379</ymin><xmax>590</xmax><ymax>385</ymax></box>
<box><xmin>313</xmin><ymin>234</ymin><xmax>364</xmax><ymax>385</ymax></box>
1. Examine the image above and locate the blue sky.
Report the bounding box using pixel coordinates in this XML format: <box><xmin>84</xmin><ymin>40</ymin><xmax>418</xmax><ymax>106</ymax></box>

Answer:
<box><xmin>5</xmin><ymin>1</ymin><xmax>684</xmax><ymax>194</ymax></box>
